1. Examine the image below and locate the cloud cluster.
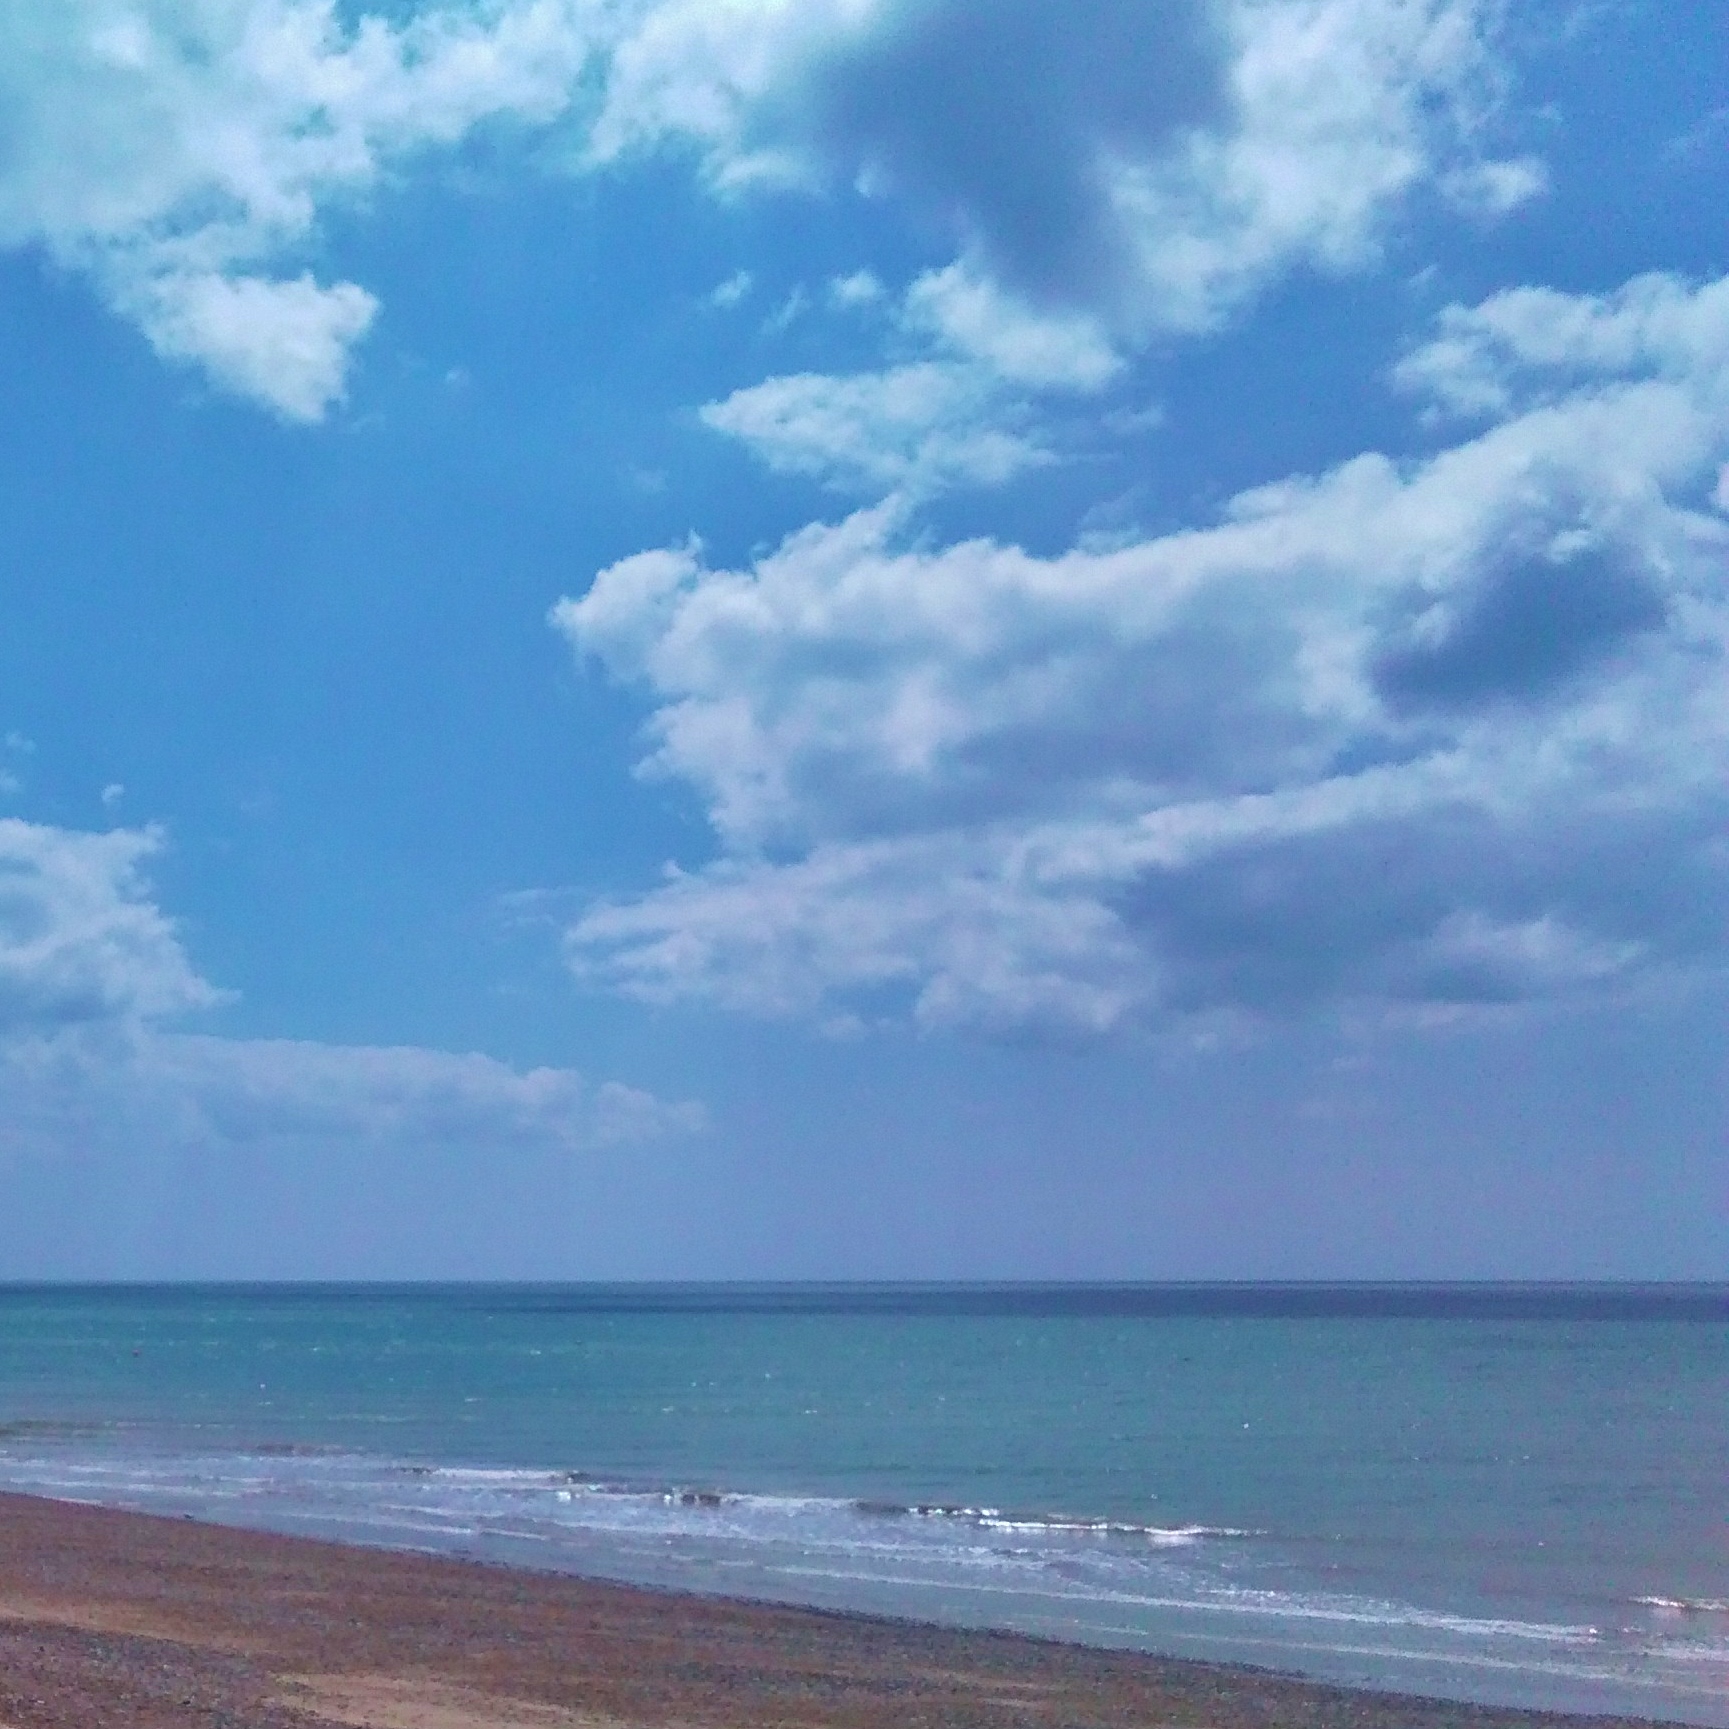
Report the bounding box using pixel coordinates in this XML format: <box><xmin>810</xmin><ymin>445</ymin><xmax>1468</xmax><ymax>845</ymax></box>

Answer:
<box><xmin>4</xmin><ymin>0</ymin><xmax>1533</xmax><ymax>425</ymax></box>
<box><xmin>598</xmin><ymin>0</ymin><xmax>1529</xmax><ymax>333</ymax></box>
<box><xmin>557</xmin><ymin>271</ymin><xmax>1729</xmax><ymax>1033</ymax></box>
<box><xmin>699</xmin><ymin>358</ymin><xmax>1051</xmax><ymax>495</ymax></box>
<box><xmin>698</xmin><ymin>264</ymin><xmax>1126</xmax><ymax>495</ymax></box>
<box><xmin>0</xmin><ymin>0</ymin><xmax>597</xmax><ymax>418</ymax></box>
<box><xmin>672</xmin><ymin>0</ymin><xmax>1537</xmax><ymax>495</ymax></box>
<box><xmin>0</xmin><ymin>816</ymin><xmax>699</xmax><ymax>1160</ymax></box>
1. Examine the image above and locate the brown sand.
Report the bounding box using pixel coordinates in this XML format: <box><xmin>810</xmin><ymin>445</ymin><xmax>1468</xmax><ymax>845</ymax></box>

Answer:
<box><xmin>0</xmin><ymin>1490</ymin><xmax>1677</xmax><ymax>1729</ymax></box>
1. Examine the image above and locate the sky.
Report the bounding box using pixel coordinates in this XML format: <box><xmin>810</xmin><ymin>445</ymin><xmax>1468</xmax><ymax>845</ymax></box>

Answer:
<box><xmin>0</xmin><ymin>0</ymin><xmax>1723</xmax><ymax>1279</ymax></box>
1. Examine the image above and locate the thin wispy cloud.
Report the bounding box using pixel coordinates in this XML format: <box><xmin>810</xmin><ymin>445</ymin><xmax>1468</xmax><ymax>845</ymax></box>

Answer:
<box><xmin>0</xmin><ymin>818</ymin><xmax>700</xmax><ymax>1166</ymax></box>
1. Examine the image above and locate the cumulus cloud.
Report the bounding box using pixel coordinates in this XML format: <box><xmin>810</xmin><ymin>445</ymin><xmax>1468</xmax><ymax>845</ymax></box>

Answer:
<box><xmin>1109</xmin><ymin>0</ymin><xmax>1529</xmax><ymax>331</ymax></box>
<box><xmin>595</xmin><ymin>0</ymin><xmax>1527</xmax><ymax>335</ymax></box>
<box><xmin>698</xmin><ymin>263</ymin><xmax>1123</xmax><ymax>496</ymax></box>
<box><xmin>0</xmin><ymin>0</ymin><xmax>597</xmax><ymax>418</ymax></box>
<box><xmin>556</xmin><ymin>270</ymin><xmax>1729</xmax><ymax>1033</ymax></box>
<box><xmin>0</xmin><ymin>815</ymin><xmax>700</xmax><ymax>1159</ymax></box>
<box><xmin>700</xmin><ymin>362</ymin><xmax>1053</xmax><ymax>494</ymax></box>
<box><xmin>4</xmin><ymin>0</ymin><xmax>1531</xmax><ymax>421</ymax></box>
<box><xmin>1393</xmin><ymin>271</ymin><xmax>1729</xmax><ymax>417</ymax></box>
<box><xmin>670</xmin><ymin>0</ymin><xmax>1527</xmax><ymax>497</ymax></box>
<box><xmin>900</xmin><ymin>264</ymin><xmax>1123</xmax><ymax>391</ymax></box>
<box><xmin>133</xmin><ymin>271</ymin><xmax>379</xmax><ymax>422</ymax></box>
<box><xmin>0</xmin><ymin>820</ymin><xmax>218</xmax><ymax>1033</ymax></box>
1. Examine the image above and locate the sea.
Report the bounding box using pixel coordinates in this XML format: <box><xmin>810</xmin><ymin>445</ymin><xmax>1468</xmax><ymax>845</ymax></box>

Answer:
<box><xmin>0</xmin><ymin>1284</ymin><xmax>1722</xmax><ymax>1724</ymax></box>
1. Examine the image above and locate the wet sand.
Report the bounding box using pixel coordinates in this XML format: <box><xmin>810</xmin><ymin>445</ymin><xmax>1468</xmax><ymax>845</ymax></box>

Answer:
<box><xmin>0</xmin><ymin>1490</ymin><xmax>1680</xmax><ymax>1729</ymax></box>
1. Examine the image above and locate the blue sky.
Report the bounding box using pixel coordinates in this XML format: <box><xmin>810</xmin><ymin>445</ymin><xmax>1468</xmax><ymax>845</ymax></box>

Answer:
<box><xmin>0</xmin><ymin>0</ymin><xmax>1722</xmax><ymax>1278</ymax></box>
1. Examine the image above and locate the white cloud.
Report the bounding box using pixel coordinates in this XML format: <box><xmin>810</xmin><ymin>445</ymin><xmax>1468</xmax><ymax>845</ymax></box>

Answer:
<box><xmin>828</xmin><ymin>269</ymin><xmax>884</xmax><ymax>308</ymax></box>
<box><xmin>558</xmin><ymin>270</ymin><xmax>1729</xmax><ymax>1033</ymax></box>
<box><xmin>583</xmin><ymin>0</ymin><xmax>862</xmax><ymax>185</ymax></box>
<box><xmin>0</xmin><ymin>0</ymin><xmax>599</xmax><ymax>418</ymax></box>
<box><xmin>0</xmin><ymin>1028</ymin><xmax>703</xmax><ymax>1167</ymax></box>
<box><xmin>699</xmin><ymin>364</ymin><xmax>1051</xmax><ymax>494</ymax></box>
<box><xmin>0</xmin><ymin>815</ymin><xmax>702</xmax><ymax>1159</ymax></box>
<box><xmin>1440</xmin><ymin>154</ymin><xmax>1549</xmax><ymax>217</ymax></box>
<box><xmin>565</xmin><ymin>835</ymin><xmax>1149</xmax><ymax>1035</ymax></box>
<box><xmin>901</xmin><ymin>264</ymin><xmax>1122</xmax><ymax>391</ymax></box>
<box><xmin>0</xmin><ymin>820</ymin><xmax>219</xmax><ymax>1033</ymax></box>
<box><xmin>130</xmin><ymin>1032</ymin><xmax>702</xmax><ymax>1149</ymax></box>
<box><xmin>708</xmin><ymin>267</ymin><xmax>754</xmax><ymax>307</ymax></box>
<box><xmin>1394</xmin><ymin>271</ymin><xmax>1729</xmax><ymax>418</ymax></box>
<box><xmin>760</xmin><ymin>282</ymin><xmax>809</xmax><ymax>332</ymax></box>
<box><xmin>699</xmin><ymin>265</ymin><xmax>1120</xmax><ymax>498</ymax></box>
<box><xmin>135</xmin><ymin>270</ymin><xmax>379</xmax><ymax>420</ymax></box>
<box><xmin>1106</xmin><ymin>0</ymin><xmax>1516</xmax><ymax>332</ymax></box>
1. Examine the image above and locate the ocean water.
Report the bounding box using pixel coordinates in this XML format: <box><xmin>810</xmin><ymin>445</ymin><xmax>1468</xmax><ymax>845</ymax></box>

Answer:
<box><xmin>0</xmin><ymin>1285</ymin><xmax>1722</xmax><ymax>1724</ymax></box>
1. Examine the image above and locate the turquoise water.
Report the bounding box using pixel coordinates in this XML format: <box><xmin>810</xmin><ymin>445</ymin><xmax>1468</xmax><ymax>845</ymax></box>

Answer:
<box><xmin>0</xmin><ymin>1285</ymin><xmax>1723</xmax><ymax>1722</ymax></box>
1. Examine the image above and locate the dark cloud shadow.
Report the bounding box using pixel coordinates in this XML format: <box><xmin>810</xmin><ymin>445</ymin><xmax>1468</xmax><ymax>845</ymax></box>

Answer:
<box><xmin>1373</xmin><ymin>551</ymin><xmax>1667</xmax><ymax>713</ymax></box>
<box><xmin>778</xmin><ymin>0</ymin><xmax>1229</xmax><ymax>309</ymax></box>
<box><xmin>1115</xmin><ymin>798</ymin><xmax>1729</xmax><ymax>1015</ymax></box>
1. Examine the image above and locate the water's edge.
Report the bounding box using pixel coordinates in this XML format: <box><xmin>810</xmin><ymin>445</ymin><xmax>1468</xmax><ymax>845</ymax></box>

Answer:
<box><xmin>0</xmin><ymin>1481</ymin><xmax>1708</xmax><ymax>1729</ymax></box>
<box><xmin>0</xmin><ymin>1442</ymin><xmax>1723</xmax><ymax>1727</ymax></box>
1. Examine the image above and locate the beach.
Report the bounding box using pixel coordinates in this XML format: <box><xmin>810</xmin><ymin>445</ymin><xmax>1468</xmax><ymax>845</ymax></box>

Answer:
<box><xmin>0</xmin><ymin>1490</ymin><xmax>1689</xmax><ymax>1729</ymax></box>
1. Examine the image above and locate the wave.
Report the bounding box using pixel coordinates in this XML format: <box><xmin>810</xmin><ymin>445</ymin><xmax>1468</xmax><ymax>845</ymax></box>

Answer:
<box><xmin>858</xmin><ymin>1499</ymin><xmax>1248</xmax><ymax>1544</ymax></box>
<box><xmin>219</xmin><ymin>1461</ymin><xmax>1607</xmax><ymax>1647</ymax></box>
<box><xmin>407</xmin><ymin>1470</ymin><xmax>1248</xmax><ymax>1548</ymax></box>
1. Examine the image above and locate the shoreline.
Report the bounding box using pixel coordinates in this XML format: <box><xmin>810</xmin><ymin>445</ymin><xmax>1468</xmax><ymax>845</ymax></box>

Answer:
<box><xmin>0</xmin><ymin>1489</ymin><xmax>1695</xmax><ymax>1729</ymax></box>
